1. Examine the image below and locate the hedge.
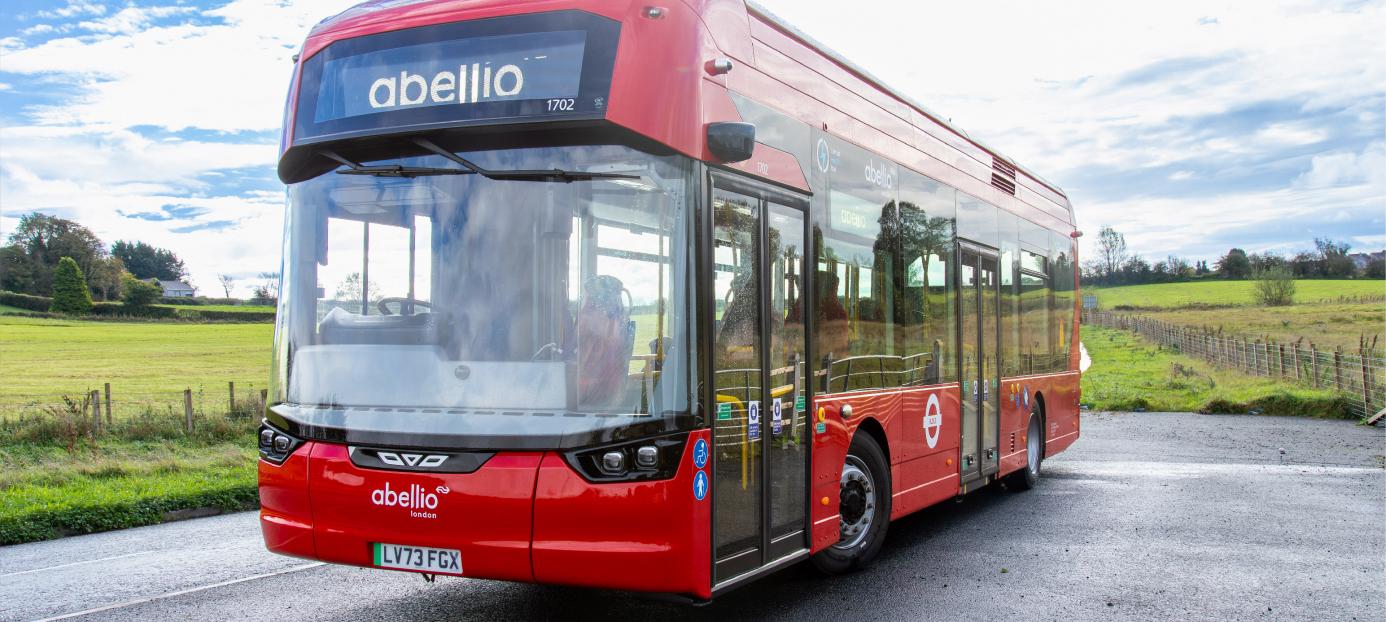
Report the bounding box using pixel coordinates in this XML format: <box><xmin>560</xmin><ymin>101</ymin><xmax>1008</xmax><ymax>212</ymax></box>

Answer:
<box><xmin>180</xmin><ymin>309</ymin><xmax>276</xmax><ymax>322</ymax></box>
<box><xmin>90</xmin><ymin>302</ymin><xmax>178</xmax><ymax>319</ymax></box>
<box><xmin>0</xmin><ymin>290</ymin><xmax>53</xmax><ymax>312</ymax></box>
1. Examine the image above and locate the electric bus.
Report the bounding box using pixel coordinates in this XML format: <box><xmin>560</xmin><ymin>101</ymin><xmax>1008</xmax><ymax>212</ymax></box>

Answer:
<box><xmin>260</xmin><ymin>0</ymin><xmax>1081</xmax><ymax>600</ymax></box>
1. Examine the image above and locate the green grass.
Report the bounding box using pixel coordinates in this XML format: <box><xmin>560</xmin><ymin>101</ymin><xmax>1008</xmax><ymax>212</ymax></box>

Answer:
<box><xmin>0</xmin><ymin>438</ymin><xmax>258</xmax><ymax>544</ymax></box>
<box><xmin>1080</xmin><ymin>326</ymin><xmax>1352</xmax><ymax>417</ymax></box>
<box><xmin>0</xmin><ymin>304</ymin><xmax>31</xmax><ymax>315</ymax></box>
<box><xmin>1135</xmin><ymin>302</ymin><xmax>1384</xmax><ymax>353</ymax></box>
<box><xmin>1089</xmin><ymin>279</ymin><xmax>1384</xmax><ymax>309</ymax></box>
<box><xmin>0</xmin><ymin>315</ymin><xmax>273</xmax><ymax>418</ymax></box>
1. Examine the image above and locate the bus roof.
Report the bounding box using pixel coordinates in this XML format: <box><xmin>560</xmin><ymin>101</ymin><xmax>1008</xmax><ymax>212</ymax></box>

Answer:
<box><xmin>745</xmin><ymin>1</ymin><xmax>1067</xmax><ymax>200</ymax></box>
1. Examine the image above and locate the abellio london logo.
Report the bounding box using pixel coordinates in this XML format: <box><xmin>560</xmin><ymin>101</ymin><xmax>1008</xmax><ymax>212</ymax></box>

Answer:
<box><xmin>371</xmin><ymin>482</ymin><xmax>449</xmax><ymax>519</ymax></box>
<box><xmin>368</xmin><ymin>63</ymin><xmax>525</xmax><ymax>110</ymax></box>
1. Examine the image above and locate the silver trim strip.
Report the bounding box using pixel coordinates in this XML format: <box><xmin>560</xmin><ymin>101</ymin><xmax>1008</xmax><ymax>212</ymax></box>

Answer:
<box><xmin>712</xmin><ymin>548</ymin><xmax>810</xmax><ymax>595</ymax></box>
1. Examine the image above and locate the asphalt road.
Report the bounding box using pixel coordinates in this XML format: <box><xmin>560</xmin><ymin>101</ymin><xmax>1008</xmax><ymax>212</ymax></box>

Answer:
<box><xmin>4</xmin><ymin>412</ymin><xmax>1383</xmax><ymax>622</ymax></box>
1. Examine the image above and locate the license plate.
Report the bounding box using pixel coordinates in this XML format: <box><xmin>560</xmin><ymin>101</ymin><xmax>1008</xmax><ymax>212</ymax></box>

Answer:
<box><xmin>372</xmin><ymin>542</ymin><xmax>462</xmax><ymax>575</ymax></box>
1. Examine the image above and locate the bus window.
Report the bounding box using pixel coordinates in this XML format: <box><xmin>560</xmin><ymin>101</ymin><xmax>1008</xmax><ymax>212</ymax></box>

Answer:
<box><xmin>818</xmin><ymin>139</ymin><xmax>898</xmax><ymax>393</ymax></box>
<box><xmin>998</xmin><ymin>210</ymin><xmax>1021</xmax><ymax>378</ymax></box>
<box><xmin>1051</xmin><ymin>230</ymin><xmax>1075</xmax><ymax>371</ymax></box>
<box><xmin>895</xmin><ymin>168</ymin><xmax>956</xmax><ymax>385</ymax></box>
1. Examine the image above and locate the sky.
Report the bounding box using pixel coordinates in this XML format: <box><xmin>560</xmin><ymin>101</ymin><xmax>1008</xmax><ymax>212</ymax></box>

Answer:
<box><xmin>0</xmin><ymin>0</ymin><xmax>1382</xmax><ymax>295</ymax></box>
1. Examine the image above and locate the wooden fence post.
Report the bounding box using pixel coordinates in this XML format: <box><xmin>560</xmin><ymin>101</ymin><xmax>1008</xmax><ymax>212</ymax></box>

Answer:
<box><xmin>1311</xmin><ymin>344</ymin><xmax>1320</xmax><ymax>388</ymax></box>
<box><xmin>183</xmin><ymin>388</ymin><xmax>194</xmax><ymax>433</ymax></box>
<box><xmin>1363</xmin><ymin>352</ymin><xmax>1374</xmax><ymax>413</ymax></box>
<box><xmin>260</xmin><ymin>388</ymin><xmax>269</xmax><ymax>413</ymax></box>
<box><xmin>229</xmin><ymin>381</ymin><xmax>236</xmax><ymax>415</ymax></box>
<box><xmin>91</xmin><ymin>390</ymin><xmax>101</xmax><ymax>435</ymax></box>
<box><xmin>1333</xmin><ymin>349</ymin><xmax>1344</xmax><ymax>391</ymax></box>
<box><xmin>104</xmin><ymin>383</ymin><xmax>112</xmax><ymax>426</ymax></box>
<box><xmin>1291</xmin><ymin>343</ymin><xmax>1300</xmax><ymax>381</ymax></box>
<box><xmin>1278</xmin><ymin>344</ymin><xmax>1286</xmax><ymax>378</ymax></box>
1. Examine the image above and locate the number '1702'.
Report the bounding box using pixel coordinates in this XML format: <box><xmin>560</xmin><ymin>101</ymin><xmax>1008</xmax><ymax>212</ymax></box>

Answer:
<box><xmin>546</xmin><ymin>98</ymin><xmax>575</xmax><ymax>111</ymax></box>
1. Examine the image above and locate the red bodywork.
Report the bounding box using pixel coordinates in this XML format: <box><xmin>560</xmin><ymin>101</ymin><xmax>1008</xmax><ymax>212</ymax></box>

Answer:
<box><xmin>264</xmin><ymin>0</ymin><xmax>1080</xmax><ymax>599</ymax></box>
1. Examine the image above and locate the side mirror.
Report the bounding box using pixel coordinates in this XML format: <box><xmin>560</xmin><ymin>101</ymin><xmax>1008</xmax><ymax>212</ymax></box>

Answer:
<box><xmin>706</xmin><ymin>122</ymin><xmax>755</xmax><ymax>163</ymax></box>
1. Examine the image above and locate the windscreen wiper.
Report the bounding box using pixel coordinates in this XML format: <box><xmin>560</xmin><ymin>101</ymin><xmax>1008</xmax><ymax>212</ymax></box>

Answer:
<box><xmin>323</xmin><ymin>151</ymin><xmax>475</xmax><ymax>178</ymax></box>
<box><xmin>411</xmin><ymin>138</ymin><xmax>640</xmax><ymax>183</ymax></box>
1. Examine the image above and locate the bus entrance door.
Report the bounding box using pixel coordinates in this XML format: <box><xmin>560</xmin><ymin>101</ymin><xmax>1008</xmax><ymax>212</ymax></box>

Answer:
<box><xmin>708</xmin><ymin>173</ymin><xmax>810</xmax><ymax>586</ymax></box>
<box><xmin>958</xmin><ymin>243</ymin><xmax>1001</xmax><ymax>486</ymax></box>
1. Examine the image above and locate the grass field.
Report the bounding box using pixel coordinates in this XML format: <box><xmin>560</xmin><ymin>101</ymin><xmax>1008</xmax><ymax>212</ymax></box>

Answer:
<box><xmin>0</xmin><ymin>304</ymin><xmax>29</xmax><ymax>314</ymax></box>
<box><xmin>1080</xmin><ymin>326</ymin><xmax>1351</xmax><ymax>417</ymax></box>
<box><xmin>1088</xmin><ymin>279</ymin><xmax>1383</xmax><ymax>309</ymax></box>
<box><xmin>0</xmin><ymin>438</ymin><xmax>257</xmax><ymax>544</ymax></box>
<box><xmin>0</xmin><ymin>315</ymin><xmax>273</xmax><ymax>417</ymax></box>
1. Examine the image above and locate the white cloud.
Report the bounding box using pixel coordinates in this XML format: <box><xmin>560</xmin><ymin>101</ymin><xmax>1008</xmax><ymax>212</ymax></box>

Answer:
<box><xmin>1294</xmin><ymin>141</ymin><xmax>1386</xmax><ymax>189</ymax></box>
<box><xmin>2</xmin><ymin>0</ymin><xmax>359</xmax><ymax>132</ymax></box>
<box><xmin>34</xmin><ymin>1</ymin><xmax>107</xmax><ymax>19</ymax></box>
<box><xmin>78</xmin><ymin>6</ymin><xmax>197</xmax><ymax>35</ymax></box>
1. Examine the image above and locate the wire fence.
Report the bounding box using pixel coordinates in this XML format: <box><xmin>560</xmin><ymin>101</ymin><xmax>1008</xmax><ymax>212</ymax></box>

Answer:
<box><xmin>0</xmin><ymin>381</ymin><xmax>270</xmax><ymax>437</ymax></box>
<box><xmin>1083</xmin><ymin>310</ymin><xmax>1385</xmax><ymax>421</ymax></box>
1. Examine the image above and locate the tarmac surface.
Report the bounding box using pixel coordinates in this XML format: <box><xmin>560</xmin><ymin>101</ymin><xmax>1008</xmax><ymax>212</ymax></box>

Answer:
<box><xmin>3</xmin><ymin>411</ymin><xmax>1383</xmax><ymax>621</ymax></box>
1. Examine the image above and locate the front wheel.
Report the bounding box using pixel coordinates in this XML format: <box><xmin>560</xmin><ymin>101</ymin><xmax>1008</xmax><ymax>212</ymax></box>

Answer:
<box><xmin>811</xmin><ymin>433</ymin><xmax>891</xmax><ymax>575</ymax></box>
<box><xmin>1006</xmin><ymin>407</ymin><xmax>1043</xmax><ymax>491</ymax></box>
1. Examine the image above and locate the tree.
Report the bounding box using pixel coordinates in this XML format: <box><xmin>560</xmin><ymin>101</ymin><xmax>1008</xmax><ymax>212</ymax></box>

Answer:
<box><xmin>49</xmin><ymin>257</ymin><xmax>93</xmax><ymax>314</ymax></box>
<box><xmin>257</xmin><ymin>272</ymin><xmax>281</xmax><ymax>301</ymax></box>
<box><xmin>1252</xmin><ymin>265</ymin><xmax>1296</xmax><ymax>306</ymax></box>
<box><xmin>3</xmin><ymin>213</ymin><xmax>106</xmax><ymax>296</ymax></box>
<box><xmin>218</xmin><ymin>274</ymin><xmax>235</xmax><ymax>298</ymax></box>
<box><xmin>1215</xmin><ymin>248</ymin><xmax>1251</xmax><ymax>279</ymax></box>
<box><xmin>1366</xmin><ymin>258</ymin><xmax>1386</xmax><ymax>279</ymax></box>
<box><xmin>1094</xmin><ymin>225</ymin><xmax>1128</xmax><ymax>283</ymax></box>
<box><xmin>87</xmin><ymin>256</ymin><xmax>126</xmax><ymax>301</ymax></box>
<box><xmin>111</xmin><ymin>240</ymin><xmax>187</xmax><ymax>281</ymax></box>
<box><xmin>120</xmin><ymin>273</ymin><xmax>162</xmax><ymax>307</ymax></box>
<box><xmin>1314</xmin><ymin>238</ymin><xmax>1355</xmax><ymax>278</ymax></box>
<box><xmin>335</xmin><ymin>272</ymin><xmax>382</xmax><ymax>306</ymax></box>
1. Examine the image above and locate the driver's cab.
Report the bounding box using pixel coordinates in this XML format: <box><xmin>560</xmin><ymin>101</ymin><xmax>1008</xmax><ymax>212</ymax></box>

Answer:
<box><xmin>283</xmin><ymin>144</ymin><xmax>691</xmax><ymax>419</ymax></box>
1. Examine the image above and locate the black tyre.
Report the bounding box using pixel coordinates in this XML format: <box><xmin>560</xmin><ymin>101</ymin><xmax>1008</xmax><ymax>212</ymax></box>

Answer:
<box><xmin>1006</xmin><ymin>407</ymin><xmax>1043</xmax><ymax>491</ymax></box>
<box><xmin>811</xmin><ymin>432</ymin><xmax>891</xmax><ymax>575</ymax></box>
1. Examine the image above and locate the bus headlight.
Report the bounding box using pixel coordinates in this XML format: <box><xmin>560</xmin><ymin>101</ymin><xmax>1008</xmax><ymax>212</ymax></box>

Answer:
<box><xmin>565</xmin><ymin>433</ymin><xmax>688</xmax><ymax>483</ymax></box>
<box><xmin>258</xmin><ymin>421</ymin><xmax>304</xmax><ymax>465</ymax></box>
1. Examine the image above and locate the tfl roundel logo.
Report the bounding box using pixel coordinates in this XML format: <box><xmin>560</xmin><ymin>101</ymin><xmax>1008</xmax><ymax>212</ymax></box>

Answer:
<box><xmin>815</xmin><ymin>138</ymin><xmax>830</xmax><ymax>173</ymax></box>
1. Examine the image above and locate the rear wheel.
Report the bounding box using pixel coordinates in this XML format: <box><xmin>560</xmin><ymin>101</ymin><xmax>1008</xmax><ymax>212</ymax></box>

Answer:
<box><xmin>811</xmin><ymin>433</ymin><xmax>891</xmax><ymax>575</ymax></box>
<box><xmin>1006</xmin><ymin>407</ymin><xmax>1043</xmax><ymax>491</ymax></box>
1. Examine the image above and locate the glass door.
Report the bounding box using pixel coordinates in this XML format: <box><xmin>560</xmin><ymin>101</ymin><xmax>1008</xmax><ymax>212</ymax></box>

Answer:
<box><xmin>710</xmin><ymin>173</ymin><xmax>809</xmax><ymax>583</ymax></box>
<box><xmin>957</xmin><ymin>243</ymin><xmax>1000</xmax><ymax>484</ymax></box>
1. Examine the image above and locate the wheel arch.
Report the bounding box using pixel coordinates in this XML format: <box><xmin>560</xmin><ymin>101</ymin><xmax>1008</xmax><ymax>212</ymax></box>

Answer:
<box><xmin>1032</xmin><ymin>391</ymin><xmax>1048</xmax><ymax>458</ymax></box>
<box><xmin>853</xmin><ymin>416</ymin><xmax>890</xmax><ymax>466</ymax></box>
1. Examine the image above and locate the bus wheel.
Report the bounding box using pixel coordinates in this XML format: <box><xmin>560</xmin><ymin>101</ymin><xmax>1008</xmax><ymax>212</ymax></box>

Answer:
<box><xmin>1006</xmin><ymin>407</ymin><xmax>1043</xmax><ymax>491</ymax></box>
<box><xmin>811</xmin><ymin>432</ymin><xmax>891</xmax><ymax>575</ymax></box>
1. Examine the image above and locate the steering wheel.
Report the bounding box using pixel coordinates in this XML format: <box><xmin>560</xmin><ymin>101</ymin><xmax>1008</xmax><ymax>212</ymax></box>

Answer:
<box><xmin>532</xmin><ymin>342</ymin><xmax>563</xmax><ymax>361</ymax></box>
<box><xmin>377</xmin><ymin>297</ymin><xmax>432</xmax><ymax>316</ymax></box>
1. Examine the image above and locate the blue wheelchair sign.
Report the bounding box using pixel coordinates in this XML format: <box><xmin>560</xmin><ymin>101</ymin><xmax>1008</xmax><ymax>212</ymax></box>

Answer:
<box><xmin>692</xmin><ymin>439</ymin><xmax>708</xmax><ymax>469</ymax></box>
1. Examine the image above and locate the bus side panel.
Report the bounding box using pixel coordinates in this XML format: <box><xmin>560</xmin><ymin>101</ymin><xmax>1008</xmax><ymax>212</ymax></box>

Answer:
<box><xmin>531</xmin><ymin>430</ymin><xmax>712</xmax><ymax>598</ymax></box>
<box><xmin>1041</xmin><ymin>372</ymin><xmax>1082</xmax><ymax>457</ymax></box>
<box><xmin>307</xmin><ymin>444</ymin><xmax>542</xmax><ymax>583</ymax></box>
<box><xmin>809</xmin><ymin>391</ymin><xmax>899</xmax><ymax>553</ymax></box>
<box><xmin>259</xmin><ymin>446</ymin><xmax>316</xmax><ymax>560</ymax></box>
<box><xmin>891</xmin><ymin>386</ymin><xmax>962</xmax><ymax>519</ymax></box>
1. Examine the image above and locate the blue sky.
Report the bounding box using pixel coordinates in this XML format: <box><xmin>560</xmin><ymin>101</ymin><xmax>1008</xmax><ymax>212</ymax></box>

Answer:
<box><xmin>1</xmin><ymin>0</ymin><xmax>1382</xmax><ymax>295</ymax></box>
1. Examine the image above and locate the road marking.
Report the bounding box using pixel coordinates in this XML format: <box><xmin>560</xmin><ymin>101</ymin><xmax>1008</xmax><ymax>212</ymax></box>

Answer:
<box><xmin>2</xmin><ymin>551</ymin><xmax>157</xmax><ymax>578</ymax></box>
<box><xmin>1049</xmin><ymin>460</ymin><xmax>1381</xmax><ymax>477</ymax></box>
<box><xmin>30</xmin><ymin>562</ymin><xmax>325</xmax><ymax>622</ymax></box>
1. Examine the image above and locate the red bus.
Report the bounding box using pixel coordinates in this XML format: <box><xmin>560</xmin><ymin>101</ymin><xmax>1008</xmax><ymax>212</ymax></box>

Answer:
<box><xmin>260</xmin><ymin>0</ymin><xmax>1081</xmax><ymax>600</ymax></box>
